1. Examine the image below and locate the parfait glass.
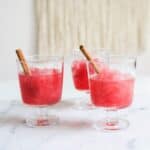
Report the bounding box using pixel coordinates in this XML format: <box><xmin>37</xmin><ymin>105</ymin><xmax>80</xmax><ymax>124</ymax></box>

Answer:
<box><xmin>87</xmin><ymin>55</ymin><xmax>136</xmax><ymax>131</ymax></box>
<box><xmin>17</xmin><ymin>55</ymin><xmax>64</xmax><ymax>127</ymax></box>
<box><xmin>71</xmin><ymin>49</ymin><xmax>107</xmax><ymax>110</ymax></box>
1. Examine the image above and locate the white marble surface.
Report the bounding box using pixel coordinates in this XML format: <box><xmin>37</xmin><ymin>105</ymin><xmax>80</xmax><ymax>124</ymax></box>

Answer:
<box><xmin>0</xmin><ymin>74</ymin><xmax>150</xmax><ymax>150</ymax></box>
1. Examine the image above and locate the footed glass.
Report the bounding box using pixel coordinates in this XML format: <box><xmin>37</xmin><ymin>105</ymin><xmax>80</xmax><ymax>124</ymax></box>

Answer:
<box><xmin>87</xmin><ymin>55</ymin><xmax>136</xmax><ymax>131</ymax></box>
<box><xmin>17</xmin><ymin>55</ymin><xmax>64</xmax><ymax>127</ymax></box>
<box><xmin>71</xmin><ymin>49</ymin><xmax>108</xmax><ymax>110</ymax></box>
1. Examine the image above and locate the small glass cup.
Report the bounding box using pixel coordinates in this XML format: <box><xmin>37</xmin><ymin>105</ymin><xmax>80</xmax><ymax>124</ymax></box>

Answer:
<box><xmin>87</xmin><ymin>55</ymin><xmax>136</xmax><ymax>131</ymax></box>
<box><xmin>71</xmin><ymin>49</ymin><xmax>108</xmax><ymax>110</ymax></box>
<box><xmin>17</xmin><ymin>55</ymin><xmax>64</xmax><ymax>127</ymax></box>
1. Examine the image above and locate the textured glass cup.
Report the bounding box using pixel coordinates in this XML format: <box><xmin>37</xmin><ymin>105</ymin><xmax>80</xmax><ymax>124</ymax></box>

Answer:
<box><xmin>71</xmin><ymin>49</ymin><xmax>108</xmax><ymax>110</ymax></box>
<box><xmin>87</xmin><ymin>55</ymin><xmax>136</xmax><ymax>131</ymax></box>
<box><xmin>17</xmin><ymin>55</ymin><xmax>64</xmax><ymax>127</ymax></box>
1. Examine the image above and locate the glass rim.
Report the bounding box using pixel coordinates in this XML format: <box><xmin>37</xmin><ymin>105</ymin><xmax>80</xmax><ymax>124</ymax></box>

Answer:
<box><xmin>71</xmin><ymin>48</ymin><xmax>109</xmax><ymax>60</ymax></box>
<box><xmin>16</xmin><ymin>55</ymin><xmax>64</xmax><ymax>63</ymax></box>
<box><xmin>72</xmin><ymin>48</ymin><xmax>109</xmax><ymax>52</ymax></box>
<box><xmin>108</xmin><ymin>54</ymin><xmax>137</xmax><ymax>60</ymax></box>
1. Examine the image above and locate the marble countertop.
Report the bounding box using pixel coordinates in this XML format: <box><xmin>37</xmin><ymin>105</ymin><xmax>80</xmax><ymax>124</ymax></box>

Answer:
<box><xmin>0</xmin><ymin>74</ymin><xmax>150</xmax><ymax>150</ymax></box>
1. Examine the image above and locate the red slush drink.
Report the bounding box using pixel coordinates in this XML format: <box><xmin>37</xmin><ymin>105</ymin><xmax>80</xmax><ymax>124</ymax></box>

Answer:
<box><xmin>90</xmin><ymin>69</ymin><xmax>135</xmax><ymax>108</ymax></box>
<box><xmin>72</xmin><ymin>60</ymin><xmax>89</xmax><ymax>90</ymax></box>
<box><xmin>19</xmin><ymin>68</ymin><xmax>63</xmax><ymax>106</ymax></box>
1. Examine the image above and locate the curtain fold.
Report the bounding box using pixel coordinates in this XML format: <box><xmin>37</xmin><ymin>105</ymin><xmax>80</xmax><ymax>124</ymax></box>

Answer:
<box><xmin>35</xmin><ymin>0</ymin><xmax>149</xmax><ymax>55</ymax></box>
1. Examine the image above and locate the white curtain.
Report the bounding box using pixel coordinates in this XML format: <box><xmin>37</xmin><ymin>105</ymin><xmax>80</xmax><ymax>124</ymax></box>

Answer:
<box><xmin>35</xmin><ymin>0</ymin><xmax>149</xmax><ymax>56</ymax></box>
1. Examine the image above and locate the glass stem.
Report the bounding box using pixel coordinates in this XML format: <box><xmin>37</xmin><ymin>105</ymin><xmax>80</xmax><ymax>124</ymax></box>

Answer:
<box><xmin>105</xmin><ymin>108</ymin><xmax>118</xmax><ymax>126</ymax></box>
<box><xmin>36</xmin><ymin>107</ymin><xmax>48</xmax><ymax>120</ymax></box>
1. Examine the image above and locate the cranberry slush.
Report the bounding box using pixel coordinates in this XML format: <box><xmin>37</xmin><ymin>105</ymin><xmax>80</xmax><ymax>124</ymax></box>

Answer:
<box><xmin>90</xmin><ymin>70</ymin><xmax>135</xmax><ymax>108</ymax></box>
<box><xmin>19</xmin><ymin>68</ymin><xmax>63</xmax><ymax>106</ymax></box>
<box><xmin>72</xmin><ymin>60</ymin><xmax>89</xmax><ymax>90</ymax></box>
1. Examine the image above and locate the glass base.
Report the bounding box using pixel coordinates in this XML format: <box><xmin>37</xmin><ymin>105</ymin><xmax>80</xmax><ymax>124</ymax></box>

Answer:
<box><xmin>24</xmin><ymin>105</ymin><xmax>59</xmax><ymax>127</ymax></box>
<box><xmin>73</xmin><ymin>101</ymin><xmax>96</xmax><ymax>110</ymax></box>
<box><xmin>94</xmin><ymin>118</ymin><xmax>129</xmax><ymax>131</ymax></box>
<box><xmin>25</xmin><ymin>115</ymin><xmax>59</xmax><ymax>127</ymax></box>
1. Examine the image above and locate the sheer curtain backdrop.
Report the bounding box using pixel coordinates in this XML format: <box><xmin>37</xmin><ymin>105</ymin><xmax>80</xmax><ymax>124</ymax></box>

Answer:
<box><xmin>35</xmin><ymin>0</ymin><xmax>150</xmax><ymax>56</ymax></box>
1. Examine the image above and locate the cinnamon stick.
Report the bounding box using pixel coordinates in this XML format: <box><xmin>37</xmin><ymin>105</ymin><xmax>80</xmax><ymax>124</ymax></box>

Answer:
<box><xmin>16</xmin><ymin>48</ymin><xmax>31</xmax><ymax>75</ymax></box>
<box><xmin>79</xmin><ymin>45</ymin><xmax>100</xmax><ymax>74</ymax></box>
